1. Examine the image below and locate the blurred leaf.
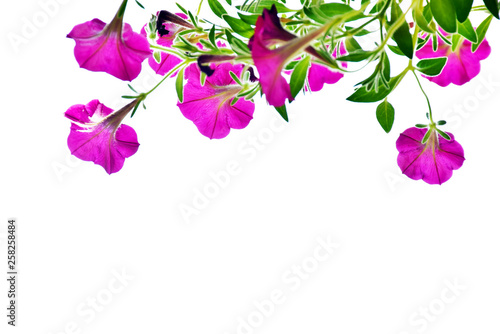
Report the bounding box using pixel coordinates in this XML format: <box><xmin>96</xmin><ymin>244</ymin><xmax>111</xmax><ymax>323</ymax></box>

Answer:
<box><xmin>473</xmin><ymin>15</ymin><xmax>493</xmax><ymax>52</ymax></box>
<box><xmin>275</xmin><ymin>105</ymin><xmax>289</xmax><ymax>122</ymax></box>
<box><xmin>376</xmin><ymin>100</ymin><xmax>395</xmax><ymax>133</ymax></box>
<box><xmin>209</xmin><ymin>25</ymin><xmax>217</xmax><ymax>47</ymax></box>
<box><xmin>454</xmin><ymin>0</ymin><xmax>473</xmax><ymax>22</ymax></box>
<box><xmin>457</xmin><ymin>18</ymin><xmax>477</xmax><ymax>43</ymax></box>
<box><xmin>223</xmin><ymin>15</ymin><xmax>254</xmax><ymax>38</ymax></box>
<box><xmin>436</xmin><ymin>128</ymin><xmax>451</xmax><ymax>140</ymax></box>
<box><xmin>208</xmin><ymin>0</ymin><xmax>227</xmax><ymax>18</ymax></box>
<box><xmin>387</xmin><ymin>44</ymin><xmax>405</xmax><ymax>56</ymax></box>
<box><xmin>430</xmin><ymin>0</ymin><xmax>457</xmax><ymax>33</ymax></box>
<box><xmin>238</xmin><ymin>12</ymin><xmax>259</xmax><ymax>25</ymax></box>
<box><xmin>290</xmin><ymin>56</ymin><xmax>311</xmax><ymax>98</ymax></box>
<box><xmin>135</xmin><ymin>0</ymin><xmax>145</xmax><ymax>9</ymax></box>
<box><xmin>344</xmin><ymin>37</ymin><xmax>362</xmax><ymax>53</ymax></box>
<box><xmin>413</xmin><ymin>9</ymin><xmax>434</xmax><ymax>33</ymax></box>
<box><xmin>390</xmin><ymin>0</ymin><xmax>414</xmax><ymax>58</ymax></box>
<box><xmin>236</xmin><ymin>1</ymin><xmax>293</xmax><ymax>13</ymax></box>
<box><xmin>421</xmin><ymin>129</ymin><xmax>432</xmax><ymax>143</ymax></box>
<box><xmin>483</xmin><ymin>0</ymin><xmax>499</xmax><ymax>19</ymax></box>
<box><xmin>415</xmin><ymin>57</ymin><xmax>447</xmax><ymax>76</ymax></box>
<box><xmin>225</xmin><ymin>30</ymin><xmax>251</xmax><ymax>55</ymax></box>
<box><xmin>347</xmin><ymin>72</ymin><xmax>405</xmax><ymax>103</ymax></box>
<box><xmin>336</xmin><ymin>50</ymin><xmax>373</xmax><ymax>62</ymax></box>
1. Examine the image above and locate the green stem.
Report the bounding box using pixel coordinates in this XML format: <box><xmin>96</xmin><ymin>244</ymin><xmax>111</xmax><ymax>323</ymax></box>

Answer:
<box><xmin>412</xmin><ymin>70</ymin><xmax>434</xmax><ymax>124</ymax></box>
<box><xmin>144</xmin><ymin>60</ymin><xmax>193</xmax><ymax>97</ymax></box>
<box><xmin>150</xmin><ymin>45</ymin><xmax>192</xmax><ymax>60</ymax></box>
<box><xmin>116</xmin><ymin>0</ymin><xmax>129</xmax><ymax>19</ymax></box>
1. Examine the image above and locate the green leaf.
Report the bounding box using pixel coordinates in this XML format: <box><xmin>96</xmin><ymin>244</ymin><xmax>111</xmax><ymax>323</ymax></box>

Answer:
<box><xmin>176</xmin><ymin>67</ymin><xmax>185</xmax><ymax>102</ymax></box>
<box><xmin>347</xmin><ymin>72</ymin><xmax>405</xmax><ymax>103</ymax></box>
<box><xmin>437</xmin><ymin>120</ymin><xmax>447</xmax><ymax>125</ymax></box>
<box><xmin>153</xmin><ymin>51</ymin><xmax>161</xmax><ymax>63</ymax></box>
<box><xmin>415</xmin><ymin>123</ymin><xmax>428</xmax><ymax>128</ymax></box>
<box><xmin>336</xmin><ymin>50</ymin><xmax>373</xmax><ymax>62</ymax></box>
<box><xmin>128</xmin><ymin>84</ymin><xmax>138</xmax><ymax>93</ymax></box>
<box><xmin>390</xmin><ymin>1</ymin><xmax>414</xmax><ymax>58</ymax></box>
<box><xmin>473</xmin><ymin>15</ymin><xmax>493</xmax><ymax>52</ymax></box>
<box><xmin>376</xmin><ymin>100</ymin><xmax>395</xmax><ymax>133</ymax></box>
<box><xmin>236</xmin><ymin>1</ymin><xmax>293</xmax><ymax>13</ymax></box>
<box><xmin>413</xmin><ymin>9</ymin><xmax>434</xmax><ymax>33</ymax></box>
<box><xmin>237</xmin><ymin>12</ymin><xmax>259</xmax><ymax>25</ymax></box>
<box><xmin>421</xmin><ymin>129</ymin><xmax>432</xmax><ymax>143</ymax></box>
<box><xmin>436</xmin><ymin>128</ymin><xmax>451</xmax><ymax>140</ymax></box>
<box><xmin>135</xmin><ymin>0</ymin><xmax>145</xmax><ymax>9</ymax></box>
<box><xmin>454</xmin><ymin>0</ymin><xmax>473</xmax><ymax>22</ymax></box>
<box><xmin>274</xmin><ymin>105</ymin><xmax>289</xmax><ymax>122</ymax></box>
<box><xmin>225</xmin><ymin>30</ymin><xmax>251</xmax><ymax>55</ymax></box>
<box><xmin>290</xmin><ymin>56</ymin><xmax>311</xmax><ymax>98</ymax></box>
<box><xmin>483</xmin><ymin>0</ymin><xmax>499</xmax><ymax>19</ymax></box>
<box><xmin>344</xmin><ymin>37</ymin><xmax>362</xmax><ymax>53</ymax></box>
<box><xmin>229</xmin><ymin>71</ymin><xmax>242</xmax><ymax>85</ymax></box>
<box><xmin>416</xmin><ymin>35</ymin><xmax>431</xmax><ymax>50</ymax></box>
<box><xmin>223</xmin><ymin>15</ymin><xmax>254</xmax><ymax>38</ymax></box>
<box><xmin>176</xmin><ymin>3</ymin><xmax>188</xmax><ymax>14</ymax></box>
<box><xmin>226</xmin><ymin>0</ymin><xmax>232</xmax><ymax>4</ymax></box>
<box><xmin>319</xmin><ymin>3</ymin><xmax>365</xmax><ymax>21</ymax></box>
<box><xmin>430</xmin><ymin>0</ymin><xmax>457</xmax><ymax>33</ymax></box>
<box><xmin>207</xmin><ymin>0</ymin><xmax>227</xmax><ymax>18</ymax></box>
<box><xmin>209</xmin><ymin>25</ymin><xmax>217</xmax><ymax>47</ymax></box>
<box><xmin>457</xmin><ymin>18</ymin><xmax>477</xmax><ymax>43</ymax></box>
<box><xmin>415</xmin><ymin>57</ymin><xmax>447</xmax><ymax>76</ymax></box>
<box><xmin>387</xmin><ymin>44</ymin><xmax>405</xmax><ymax>56</ymax></box>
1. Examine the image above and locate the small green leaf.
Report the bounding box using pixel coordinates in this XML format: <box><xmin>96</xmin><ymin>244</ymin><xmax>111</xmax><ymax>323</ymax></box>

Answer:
<box><xmin>176</xmin><ymin>3</ymin><xmax>188</xmax><ymax>14</ymax></box>
<box><xmin>387</xmin><ymin>44</ymin><xmax>405</xmax><ymax>56</ymax></box>
<box><xmin>437</xmin><ymin>120</ymin><xmax>447</xmax><ymax>125</ymax></box>
<box><xmin>336</xmin><ymin>50</ymin><xmax>373</xmax><ymax>62</ymax></box>
<box><xmin>153</xmin><ymin>51</ymin><xmax>161</xmax><ymax>63</ymax></box>
<box><xmin>457</xmin><ymin>18</ymin><xmax>477</xmax><ymax>43</ymax></box>
<box><xmin>274</xmin><ymin>105</ymin><xmax>289</xmax><ymax>122</ymax></box>
<box><xmin>176</xmin><ymin>67</ymin><xmax>185</xmax><ymax>102</ymax></box>
<box><xmin>416</xmin><ymin>35</ymin><xmax>431</xmax><ymax>50</ymax></box>
<box><xmin>473</xmin><ymin>15</ymin><xmax>493</xmax><ymax>52</ymax></box>
<box><xmin>127</xmin><ymin>84</ymin><xmax>138</xmax><ymax>93</ymax></box>
<box><xmin>454</xmin><ymin>0</ymin><xmax>473</xmax><ymax>22</ymax></box>
<box><xmin>223</xmin><ymin>15</ymin><xmax>254</xmax><ymax>38</ymax></box>
<box><xmin>319</xmin><ymin>3</ymin><xmax>365</xmax><ymax>21</ymax></box>
<box><xmin>231</xmin><ymin>97</ymin><xmax>239</xmax><ymax>106</ymax></box>
<box><xmin>207</xmin><ymin>0</ymin><xmax>227</xmax><ymax>18</ymax></box>
<box><xmin>200</xmin><ymin>71</ymin><xmax>207</xmax><ymax>86</ymax></box>
<box><xmin>236</xmin><ymin>1</ymin><xmax>292</xmax><ymax>14</ymax></box>
<box><xmin>430</xmin><ymin>0</ymin><xmax>457</xmax><ymax>33</ymax></box>
<box><xmin>483</xmin><ymin>0</ymin><xmax>499</xmax><ymax>19</ymax></box>
<box><xmin>209</xmin><ymin>25</ymin><xmax>217</xmax><ymax>47</ymax></box>
<box><xmin>229</xmin><ymin>71</ymin><xmax>242</xmax><ymax>85</ymax></box>
<box><xmin>390</xmin><ymin>0</ymin><xmax>414</xmax><ymax>58</ymax></box>
<box><xmin>135</xmin><ymin>0</ymin><xmax>145</xmax><ymax>9</ymax></box>
<box><xmin>226</xmin><ymin>0</ymin><xmax>232</xmax><ymax>4</ymax></box>
<box><xmin>414</xmin><ymin>9</ymin><xmax>434</xmax><ymax>33</ymax></box>
<box><xmin>347</xmin><ymin>72</ymin><xmax>405</xmax><ymax>103</ymax></box>
<box><xmin>436</xmin><ymin>128</ymin><xmax>451</xmax><ymax>140</ymax></box>
<box><xmin>344</xmin><ymin>37</ymin><xmax>362</xmax><ymax>53</ymax></box>
<box><xmin>237</xmin><ymin>12</ymin><xmax>259</xmax><ymax>25</ymax></box>
<box><xmin>225</xmin><ymin>30</ymin><xmax>251</xmax><ymax>55</ymax></box>
<box><xmin>290</xmin><ymin>56</ymin><xmax>311</xmax><ymax>98</ymax></box>
<box><xmin>421</xmin><ymin>129</ymin><xmax>432</xmax><ymax>143</ymax></box>
<box><xmin>376</xmin><ymin>99</ymin><xmax>395</xmax><ymax>133</ymax></box>
<box><xmin>415</xmin><ymin>124</ymin><xmax>428</xmax><ymax>128</ymax></box>
<box><xmin>415</xmin><ymin>57</ymin><xmax>447</xmax><ymax>76</ymax></box>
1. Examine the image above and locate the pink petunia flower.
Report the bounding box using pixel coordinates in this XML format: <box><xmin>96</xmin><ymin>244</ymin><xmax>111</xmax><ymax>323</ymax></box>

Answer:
<box><xmin>250</xmin><ymin>5</ymin><xmax>330</xmax><ymax>107</ymax></box>
<box><xmin>65</xmin><ymin>99</ymin><xmax>140</xmax><ymax>174</ymax></box>
<box><xmin>141</xmin><ymin>12</ymin><xmax>190</xmax><ymax>76</ymax></box>
<box><xmin>67</xmin><ymin>0</ymin><xmax>151</xmax><ymax>81</ymax></box>
<box><xmin>396</xmin><ymin>127</ymin><xmax>465</xmax><ymax>185</ymax></box>
<box><xmin>415</xmin><ymin>33</ymin><xmax>491</xmax><ymax>87</ymax></box>
<box><xmin>307</xmin><ymin>43</ymin><xmax>347</xmax><ymax>92</ymax></box>
<box><xmin>177</xmin><ymin>63</ymin><xmax>254</xmax><ymax>139</ymax></box>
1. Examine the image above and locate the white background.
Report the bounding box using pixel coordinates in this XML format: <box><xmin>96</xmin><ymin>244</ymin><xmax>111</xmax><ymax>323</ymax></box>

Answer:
<box><xmin>1</xmin><ymin>0</ymin><xmax>500</xmax><ymax>333</ymax></box>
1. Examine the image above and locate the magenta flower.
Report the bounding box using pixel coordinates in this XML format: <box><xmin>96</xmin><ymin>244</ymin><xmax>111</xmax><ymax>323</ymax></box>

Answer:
<box><xmin>177</xmin><ymin>63</ymin><xmax>254</xmax><ymax>139</ymax></box>
<box><xmin>415</xmin><ymin>33</ymin><xmax>491</xmax><ymax>87</ymax></box>
<box><xmin>250</xmin><ymin>5</ymin><xmax>330</xmax><ymax>107</ymax></box>
<box><xmin>307</xmin><ymin>43</ymin><xmax>346</xmax><ymax>92</ymax></box>
<box><xmin>141</xmin><ymin>12</ymin><xmax>189</xmax><ymax>76</ymax></box>
<box><xmin>396</xmin><ymin>127</ymin><xmax>465</xmax><ymax>185</ymax></box>
<box><xmin>67</xmin><ymin>0</ymin><xmax>151</xmax><ymax>81</ymax></box>
<box><xmin>65</xmin><ymin>99</ymin><xmax>140</xmax><ymax>174</ymax></box>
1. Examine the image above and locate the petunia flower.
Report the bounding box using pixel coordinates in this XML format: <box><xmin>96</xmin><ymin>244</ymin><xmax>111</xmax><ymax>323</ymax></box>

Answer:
<box><xmin>65</xmin><ymin>99</ymin><xmax>140</xmax><ymax>174</ymax></box>
<box><xmin>250</xmin><ymin>5</ymin><xmax>332</xmax><ymax>107</ymax></box>
<box><xmin>141</xmin><ymin>12</ymin><xmax>191</xmax><ymax>76</ymax></box>
<box><xmin>415</xmin><ymin>32</ymin><xmax>490</xmax><ymax>87</ymax></box>
<box><xmin>307</xmin><ymin>43</ymin><xmax>347</xmax><ymax>92</ymax></box>
<box><xmin>177</xmin><ymin>62</ymin><xmax>254</xmax><ymax>139</ymax></box>
<box><xmin>67</xmin><ymin>0</ymin><xmax>151</xmax><ymax>81</ymax></box>
<box><xmin>396</xmin><ymin>127</ymin><xmax>465</xmax><ymax>185</ymax></box>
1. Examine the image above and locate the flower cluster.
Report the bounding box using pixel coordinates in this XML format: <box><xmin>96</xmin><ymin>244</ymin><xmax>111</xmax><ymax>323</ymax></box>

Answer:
<box><xmin>64</xmin><ymin>0</ymin><xmax>496</xmax><ymax>184</ymax></box>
